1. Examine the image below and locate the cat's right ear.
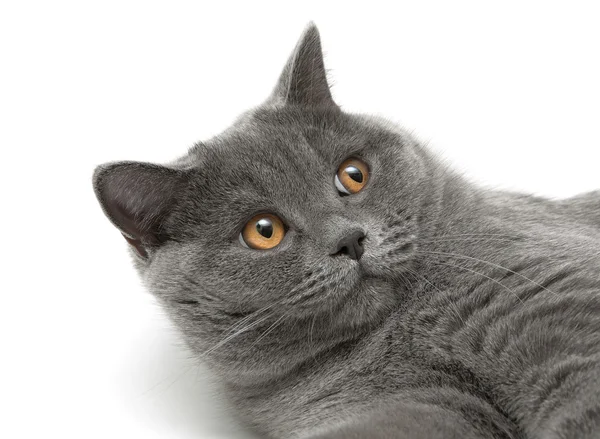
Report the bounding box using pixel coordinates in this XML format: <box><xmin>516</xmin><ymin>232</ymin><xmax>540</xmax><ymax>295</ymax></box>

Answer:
<box><xmin>92</xmin><ymin>162</ymin><xmax>185</xmax><ymax>258</ymax></box>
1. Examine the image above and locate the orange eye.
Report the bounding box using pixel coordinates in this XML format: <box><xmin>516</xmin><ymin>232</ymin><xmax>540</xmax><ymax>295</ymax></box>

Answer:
<box><xmin>241</xmin><ymin>214</ymin><xmax>285</xmax><ymax>250</ymax></box>
<box><xmin>335</xmin><ymin>158</ymin><xmax>369</xmax><ymax>195</ymax></box>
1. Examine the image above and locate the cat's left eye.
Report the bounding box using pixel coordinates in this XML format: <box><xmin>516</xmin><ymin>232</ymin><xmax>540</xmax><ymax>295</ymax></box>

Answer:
<box><xmin>335</xmin><ymin>158</ymin><xmax>369</xmax><ymax>195</ymax></box>
<box><xmin>240</xmin><ymin>214</ymin><xmax>286</xmax><ymax>250</ymax></box>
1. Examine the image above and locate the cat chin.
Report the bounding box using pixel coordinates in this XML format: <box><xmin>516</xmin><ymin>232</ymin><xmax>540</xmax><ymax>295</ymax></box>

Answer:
<box><xmin>290</xmin><ymin>259</ymin><xmax>407</xmax><ymax>321</ymax></box>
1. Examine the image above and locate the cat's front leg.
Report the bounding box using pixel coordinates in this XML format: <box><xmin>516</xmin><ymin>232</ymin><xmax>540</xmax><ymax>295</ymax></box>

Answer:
<box><xmin>307</xmin><ymin>389</ymin><xmax>519</xmax><ymax>439</ymax></box>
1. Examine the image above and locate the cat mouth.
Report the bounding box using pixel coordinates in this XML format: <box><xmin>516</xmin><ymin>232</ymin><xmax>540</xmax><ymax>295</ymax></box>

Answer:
<box><xmin>357</xmin><ymin>258</ymin><xmax>387</xmax><ymax>277</ymax></box>
<box><xmin>355</xmin><ymin>256</ymin><xmax>407</xmax><ymax>283</ymax></box>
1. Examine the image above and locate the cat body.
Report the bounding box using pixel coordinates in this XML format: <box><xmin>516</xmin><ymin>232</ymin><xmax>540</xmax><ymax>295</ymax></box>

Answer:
<box><xmin>93</xmin><ymin>24</ymin><xmax>600</xmax><ymax>438</ymax></box>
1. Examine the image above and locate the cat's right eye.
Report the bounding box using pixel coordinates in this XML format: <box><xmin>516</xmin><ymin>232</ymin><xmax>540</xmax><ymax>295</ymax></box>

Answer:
<box><xmin>240</xmin><ymin>214</ymin><xmax>285</xmax><ymax>250</ymax></box>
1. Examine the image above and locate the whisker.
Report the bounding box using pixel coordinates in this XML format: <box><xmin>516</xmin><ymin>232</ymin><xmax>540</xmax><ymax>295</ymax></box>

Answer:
<box><xmin>394</xmin><ymin>269</ymin><xmax>414</xmax><ymax>293</ymax></box>
<box><xmin>421</xmin><ymin>233</ymin><xmax>525</xmax><ymax>241</ymax></box>
<box><xmin>249</xmin><ymin>312</ymin><xmax>289</xmax><ymax>349</ymax></box>
<box><xmin>420</xmin><ymin>237</ymin><xmax>518</xmax><ymax>244</ymax></box>
<box><xmin>418</xmin><ymin>249</ymin><xmax>559</xmax><ymax>298</ymax></box>
<box><xmin>222</xmin><ymin>302</ymin><xmax>276</xmax><ymax>336</ymax></box>
<box><xmin>201</xmin><ymin>311</ymin><xmax>275</xmax><ymax>357</ymax></box>
<box><xmin>398</xmin><ymin>263</ymin><xmax>466</xmax><ymax>326</ymax></box>
<box><xmin>423</xmin><ymin>257</ymin><xmax>525</xmax><ymax>305</ymax></box>
<box><xmin>202</xmin><ymin>271</ymin><xmax>326</xmax><ymax>356</ymax></box>
<box><xmin>308</xmin><ymin>312</ymin><xmax>318</xmax><ymax>353</ymax></box>
<box><xmin>140</xmin><ymin>364</ymin><xmax>194</xmax><ymax>396</ymax></box>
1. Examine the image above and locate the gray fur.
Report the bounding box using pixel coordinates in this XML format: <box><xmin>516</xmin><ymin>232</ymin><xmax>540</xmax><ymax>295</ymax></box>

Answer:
<box><xmin>93</xmin><ymin>23</ymin><xmax>600</xmax><ymax>438</ymax></box>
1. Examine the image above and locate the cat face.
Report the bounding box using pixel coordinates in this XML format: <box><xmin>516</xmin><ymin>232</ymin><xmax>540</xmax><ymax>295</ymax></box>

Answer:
<box><xmin>94</xmin><ymin>24</ymin><xmax>436</xmax><ymax>383</ymax></box>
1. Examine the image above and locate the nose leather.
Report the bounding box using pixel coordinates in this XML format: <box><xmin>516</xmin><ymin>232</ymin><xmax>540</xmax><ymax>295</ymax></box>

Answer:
<box><xmin>331</xmin><ymin>230</ymin><xmax>365</xmax><ymax>261</ymax></box>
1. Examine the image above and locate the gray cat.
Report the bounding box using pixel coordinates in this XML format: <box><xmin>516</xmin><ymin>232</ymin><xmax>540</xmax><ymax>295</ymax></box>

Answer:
<box><xmin>93</xmin><ymin>24</ymin><xmax>600</xmax><ymax>438</ymax></box>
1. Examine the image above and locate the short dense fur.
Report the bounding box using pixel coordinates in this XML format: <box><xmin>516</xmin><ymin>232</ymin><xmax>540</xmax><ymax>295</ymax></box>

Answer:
<box><xmin>93</xmin><ymin>24</ymin><xmax>600</xmax><ymax>438</ymax></box>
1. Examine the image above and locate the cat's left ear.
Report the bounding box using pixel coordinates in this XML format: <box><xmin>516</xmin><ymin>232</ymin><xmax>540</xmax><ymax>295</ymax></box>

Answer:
<box><xmin>268</xmin><ymin>22</ymin><xmax>337</xmax><ymax>109</ymax></box>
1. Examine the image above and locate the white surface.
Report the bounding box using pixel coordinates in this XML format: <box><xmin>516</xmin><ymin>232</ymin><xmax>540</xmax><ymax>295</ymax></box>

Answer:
<box><xmin>1</xmin><ymin>1</ymin><xmax>599</xmax><ymax>438</ymax></box>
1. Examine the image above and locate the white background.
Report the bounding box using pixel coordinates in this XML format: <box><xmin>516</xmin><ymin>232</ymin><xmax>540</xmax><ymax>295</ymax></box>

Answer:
<box><xmin>1</xmin><ymin>1</ymin><xmax>599</xmax><ymax>438</ymax></box>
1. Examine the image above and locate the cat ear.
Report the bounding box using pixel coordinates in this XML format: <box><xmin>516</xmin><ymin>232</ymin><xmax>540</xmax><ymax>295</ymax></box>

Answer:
<box><xmin>268</xmin><ymin>22</ymin><xmax>337</xmax><ymax>108</ymax></box>
<box><xmin>93</xmin><ymin>162</ymin><xmax>185</xmax><ymax>258</ymax></box>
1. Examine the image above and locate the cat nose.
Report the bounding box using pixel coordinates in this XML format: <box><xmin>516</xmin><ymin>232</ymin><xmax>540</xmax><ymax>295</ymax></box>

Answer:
<box><xmin>330</xmin><ymin>230</ymin><xmax>365</xmax><ymax>261</ymax></box>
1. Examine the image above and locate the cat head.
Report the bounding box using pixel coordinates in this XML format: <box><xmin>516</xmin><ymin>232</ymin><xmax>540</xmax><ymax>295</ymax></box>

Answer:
<box><xmin>93</xmin><ymin>24</ymin><xmax>443</xmax><ymax>384</ymax></box>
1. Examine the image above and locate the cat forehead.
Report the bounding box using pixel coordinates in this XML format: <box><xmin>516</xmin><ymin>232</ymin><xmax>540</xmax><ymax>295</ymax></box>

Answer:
<box><xmin>198</xmin><ymin>136</ymin><xmax>332</xmax><ymax>204</ymax></box>
<box><xmin>192</xmin><ymin>111</ymin><xmax>351</xmax><ymax>179</ymax></box>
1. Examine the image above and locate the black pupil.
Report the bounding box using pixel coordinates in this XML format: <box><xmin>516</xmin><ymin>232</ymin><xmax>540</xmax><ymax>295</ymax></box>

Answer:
<box><xmin>256</xmin><ymin>219</ymin><xmax>274</xmax><ymax>238</ymax></box>
<box><xmin>345</xmin><ymin>166</ymin><xmax>363</xmax><ymax>183</ymax></box>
